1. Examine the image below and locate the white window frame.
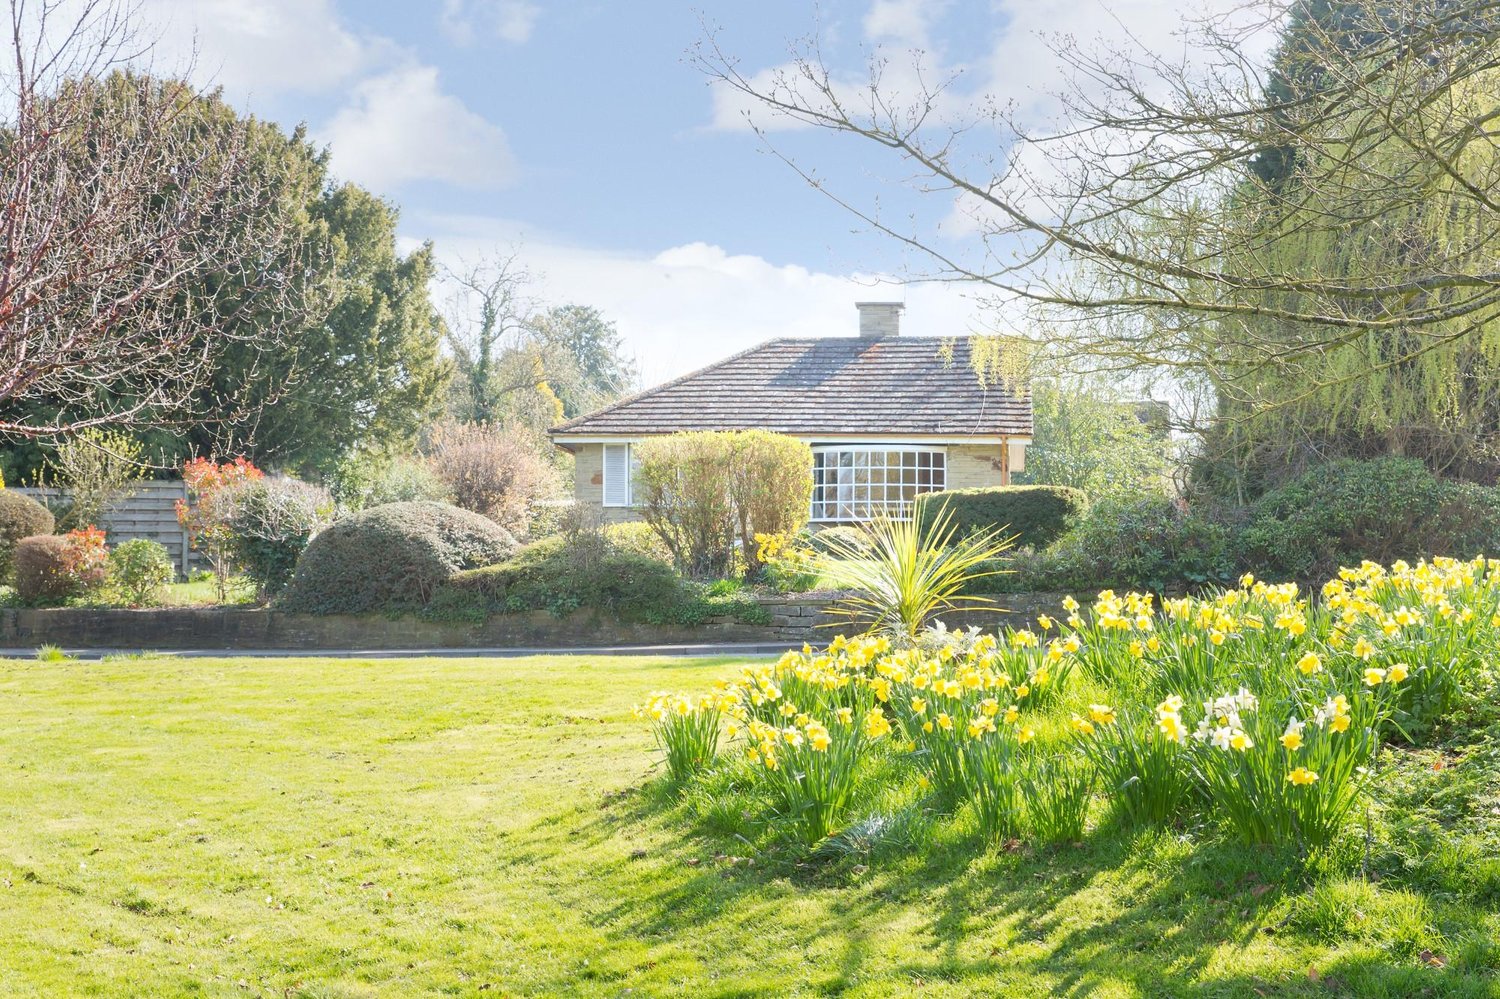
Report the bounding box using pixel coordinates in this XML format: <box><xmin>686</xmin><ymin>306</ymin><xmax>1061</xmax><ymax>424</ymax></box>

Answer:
<box><xmin>602</xmin><ymin>443</ymin><xmax>632</xmax><ymax>507</ymax></box>
<box><xmin>809</xmin><ymin>444</ymin><xmax>947</xmax><ymax>523</ymax></box>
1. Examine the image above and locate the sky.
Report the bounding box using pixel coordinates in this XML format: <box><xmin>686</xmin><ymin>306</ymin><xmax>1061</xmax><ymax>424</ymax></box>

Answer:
<box><xmin>135</xmin><ymin>0</ymin><xmax>1237</xmax><ymax>388</ymax></box>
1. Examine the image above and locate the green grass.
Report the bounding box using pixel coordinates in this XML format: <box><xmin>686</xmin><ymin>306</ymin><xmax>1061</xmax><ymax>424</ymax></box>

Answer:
<box><xmin>0</xmin><ymin>654</ymin><xmax>1495</xmax><ymax>997</ymax></box>
<box><xmin>155</xmin><ymin>575</ymin><xmax>256</xmax><ymax>607</ymax></box>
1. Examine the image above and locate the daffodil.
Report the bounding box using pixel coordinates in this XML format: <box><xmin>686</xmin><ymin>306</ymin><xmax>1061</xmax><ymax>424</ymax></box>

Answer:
<box><xmin>1287</xmin><ymin>767</ymin><xmax>1320</xmax><ymax>786</ymax></box>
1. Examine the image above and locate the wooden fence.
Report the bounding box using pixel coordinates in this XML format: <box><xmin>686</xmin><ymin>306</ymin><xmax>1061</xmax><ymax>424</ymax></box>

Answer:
<box><xmin>14</xmin><ymin>480</ymin><xmax>196</xmax><ymax>577</ymax></box>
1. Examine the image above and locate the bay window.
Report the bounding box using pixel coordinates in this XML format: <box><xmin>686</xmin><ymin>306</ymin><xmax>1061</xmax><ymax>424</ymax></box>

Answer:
<box><xmin>810</xmin><ymin>446</ymin><xmax>946</xmax><ymax>522</ymax></box>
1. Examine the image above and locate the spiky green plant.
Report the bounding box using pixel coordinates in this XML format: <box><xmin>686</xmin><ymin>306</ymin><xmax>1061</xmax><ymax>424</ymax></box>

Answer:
<box><xmin>815</xmin><ymin>509</ymin><xmax>1013</xmax><ymax>639</ymax></box>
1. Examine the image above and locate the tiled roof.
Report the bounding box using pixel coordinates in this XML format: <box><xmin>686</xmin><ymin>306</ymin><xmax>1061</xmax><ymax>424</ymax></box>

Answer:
<box><xmin>550</xmin><ymin>336</ymin><xmax>1032</xmax><ymax>438</ymax></box>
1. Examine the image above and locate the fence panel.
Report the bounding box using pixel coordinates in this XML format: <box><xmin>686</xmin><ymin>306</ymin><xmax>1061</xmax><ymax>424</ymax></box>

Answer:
<box><xmin>14</xmin><ymin>480</ymin><xmax>196</xmax><ymax>578</ymax></box>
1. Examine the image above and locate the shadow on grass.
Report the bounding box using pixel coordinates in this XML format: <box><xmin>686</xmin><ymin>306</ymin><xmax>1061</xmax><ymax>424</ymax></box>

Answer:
<box><xmin>520</xmin><ymin>778</ymin><xmax>1498</xmax><ymax>997</ymax></box>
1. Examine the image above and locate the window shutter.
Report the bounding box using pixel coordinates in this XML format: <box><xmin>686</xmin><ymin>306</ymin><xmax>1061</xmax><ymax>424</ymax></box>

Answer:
<box><xmin>603</xmin><ymin>444</ymin><xmax>630</xmax><ymax>506</ymax></box>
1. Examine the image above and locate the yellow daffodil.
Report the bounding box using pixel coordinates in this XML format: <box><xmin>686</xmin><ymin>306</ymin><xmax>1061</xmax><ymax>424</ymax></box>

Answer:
<box><xmin>1287</xmin><ymin>767</ymin><xmax>1320</xmax><ymax>786</ymax></box>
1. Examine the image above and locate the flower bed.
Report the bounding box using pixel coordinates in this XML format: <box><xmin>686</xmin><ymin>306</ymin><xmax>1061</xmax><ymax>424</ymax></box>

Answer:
<box><xmin>637</xmin><ymin>556</ymin><xmax>1499</xmax><ymax>854</ymax></box>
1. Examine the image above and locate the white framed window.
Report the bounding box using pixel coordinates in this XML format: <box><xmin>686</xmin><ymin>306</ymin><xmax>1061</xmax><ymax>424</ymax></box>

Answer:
<box><xmin>602</xmin><ymin>443</ymin><xmax>640</xmax><ymax>507</ymax></box>
<box><xmin>810</xmin><ymin>445</ymin><xmax>946</xmax><ymax>522</ymax></box>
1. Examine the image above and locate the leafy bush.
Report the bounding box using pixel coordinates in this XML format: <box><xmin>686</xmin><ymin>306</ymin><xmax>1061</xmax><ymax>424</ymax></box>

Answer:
<box><xmin>724</xmin><ymin>430</ymin><xmax>813</xmax><ymax>572</ymax></box>
<box><xmin>60</xmin><ymin>527</ymin><xmax>110</xmax><ymax>595</ymax></box>
<box><xmin>1013</xmin><ymin>496</ymin><xmax>1237</xmax><ymax>593</ymax></box>
<box><xmin>281</xmin><ymin>501</ymin><xmax>517</xmax><ymax>615</ymax></box>
<box><xmin>439</xmin><ymin>528</ymin><xmax>771</xmax><ymax>627</ymax></box>
<box><xmin>14</xmin><ymin>531</ymin><xmax>109</xmax><ymax>605</ymax></box>
<box><xmin>1240</xmin><ymin>457</ymin><xmax>1500</xmax><ymax>582</ymax></box>
<box><xmin>634</xmin><ymin>433</ymin><xmax>738</xmax><ymax>579</ymax></box>
<box><xmin>109</xmin><ymin>538</ymin><xmax>175</xmax><ymax>606</ymax></box>
<box><xmin>426</xmin><ymin>421</ymin><xmax>558</xmax><ymax>536</ymax></box>
<box><xmin>602</xmin><ymin>521</ymin><xmax>674</xmax><ymax>565</ymax></box>
<box><xmin>42</xmin><ymin>428</ymin><xmax>145</xmax><ymax>530</ymax></box>
<box><xmin>221</xmin><ymin>478</ymin><xmax>333</xmax><ymax>599</ymax></box>
<box><xmin>916</xmin><ymin>484</ymin><xmax>1089</xmax><ymax>550</ymax></box>
<box><xmin>634</xmin><ymin>430</ymin><xmax>812</xmax><ymax>579</ymax></box>
<box><xmin>330</xmin><ymin>450</ymin><xmax>448</xmax><ymax>511</ymax></box>
<box><xmin>448</xmin><ymin>535</ymin><xmax>683</xmax><ymax>617</ymax></box>
<box><xmin>0</xmin><ymin>491</ymin><xmax>54</xmax><ymax>579</ymax></box>
<box><xmin>178</xmin><ymin>456</ymin><xmax>264</xmax><ymax>602</ymax></box>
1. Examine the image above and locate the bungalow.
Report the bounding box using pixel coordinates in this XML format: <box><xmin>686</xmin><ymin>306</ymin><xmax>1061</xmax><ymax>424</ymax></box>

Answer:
<box><xmin>548</xmin><ymin>302</ymin><xmax>1034</xmax><ymax>525</ymax></box>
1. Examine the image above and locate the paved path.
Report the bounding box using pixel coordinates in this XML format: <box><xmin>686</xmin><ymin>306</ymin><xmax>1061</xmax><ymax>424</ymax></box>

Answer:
<box><xmin>0</xmin><ymin>642</ymin><xmax>791</xmax><ymax>661</ymax></box>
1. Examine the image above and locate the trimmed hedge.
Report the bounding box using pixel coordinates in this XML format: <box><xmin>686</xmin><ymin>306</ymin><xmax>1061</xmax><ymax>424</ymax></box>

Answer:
<box><xmin>280</xmin><ymin>501</ymin><xmax>517</xmax><ymax>615</ymax></box>
<box><xmin>0</xmin><ymin>491</ymin><xmax>55</xmax><ymax>579</ymax></box>
<box><xmin>916</xmin><ymin>485</ymin><xmax>1088</xmax><ymax>550</ymax></box>
<box><xmin>13</xmin><ymin>534</ymin><xmax>73</xmax><ymax>605</ymax></box>
<box><xmin>433</xmin><ymin>533</ymin><xmax>769</xmax><ymax>627</ymax></box>
<box><xmin>1240</xmin><ymin>457</ymin><xmax>1500</xmax><ymax>582</ymax></box>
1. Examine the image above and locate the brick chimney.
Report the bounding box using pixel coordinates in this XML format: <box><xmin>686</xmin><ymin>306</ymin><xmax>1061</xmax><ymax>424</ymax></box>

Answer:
<box><xmin>856</xmin><ymin>301</ymin><xmax>903</xmax><ymax>337</ymax></box>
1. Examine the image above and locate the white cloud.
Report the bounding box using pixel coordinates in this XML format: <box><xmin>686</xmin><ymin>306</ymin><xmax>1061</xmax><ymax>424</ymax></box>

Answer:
<box><xmin>440</xmin><ymin>0</ymin><xmax>540</xmax><ymax>45</ymax></box>
<box><xmin>324</xmin><ymin>67</ymin><xmax>517</xmax><ymax>192</ymax></box>
<box><xmin>863</xmin><ymin>0</ymin><xmax>944</xmax><ymax>46</ymax></box>
<box><xmin>143</xmin><ymin>0</ymin><xmax>370</xmax><ymax>99</ymax></box>
<box><xmin>412</xmin><ymin>214</ymin><xmax>1001</xmax><ymax>387</ymax></box>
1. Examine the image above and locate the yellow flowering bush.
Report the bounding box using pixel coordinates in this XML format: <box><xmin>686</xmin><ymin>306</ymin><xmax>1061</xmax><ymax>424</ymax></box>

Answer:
<box><xmin>640</xmin><ymin>556</ymin><xmax>1499</xmax><ymax>856</ymax></box>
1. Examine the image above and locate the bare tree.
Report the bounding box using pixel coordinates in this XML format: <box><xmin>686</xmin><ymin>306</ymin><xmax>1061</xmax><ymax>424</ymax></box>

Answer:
<box><xmin>697</xmin><ymin>0</ymin><xmax>1500</xmax><ymax>419</ymax></box>
<box><xmin>0</xmin><ymin>0</ymin><xmax>304</xmax><ymax>437</ymax></box>
<box><xmin>441</xmin><ymin>250</ymin><xmax>545</xmax><ymax>424</ymax></box>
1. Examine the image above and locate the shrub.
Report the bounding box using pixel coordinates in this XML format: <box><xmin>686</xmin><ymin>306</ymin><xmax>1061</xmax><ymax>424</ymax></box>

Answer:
<box><xmin>602</xmin><ymin>521</ymin><xmax>674</xmax><ymax>565</ymax></box>
<box><xmin>1240</xmin><ymin>457</ymin><xmax>1500</xmax><ymax>583</ymax></box>
<box><xmin>634</xmin><ymin>430</ymin><xmax>812</xmax><ymax>579</ymax></box>
<box><xmin>441</xmin><ymin>530</ymin><xmax>770</xmax><ymax>627</ymax></box>
<box><xmin>1022</xmin><ymin>496</ymin><xmax>1237</xmax><ymax>593</ymax></box>
<box><xmin>281</xmin><ymin>501</ymin><xmax>517</xmax><ymax>615</ymax></box>
<box><xmin>724</xmin><ymin>431</ymin><xmax>813</xmax><ymax>572</ymax></box>
<box><xmin>14</xmin><ymin>533</ymin><xmax>104</xmax><ymax>605</ymax></box>
<box><xmin>446</xmin><ymin>535</ymin><xmax>688</xmax><ymax>620</ymax></box>
<box><xmin>221</xmin><ymin>478</ymin><xmax>334</xmax><ymax>599</ymax></box>
<box><xmin>330</xmin><ymin>450</ymin><xmax>448</xmax><ymax>511</ymax></box>
<box><xmin>178</xmin><ymin>457</ymin><xmax>264</xmax><ymax>602</ymax></box>
<box><xmin>43</xmin><ymin>428</ymin><xmax>146</xmax><ymax>530</ymax></box>
<box><xmin>60</xmin><ymin>526</ymin><xmax>110</xmax><ymax>595</ymax></box>
<box><xmin>0</xmin><ymin>491</ymin><xmax>55</xmax><ymax>579</ymax></box>
<box><xmin>916</xmin><ymin>484</ymin><xmax>1089</xmax><ymax>550</ymax></box>
<box><xmin>426</xmin><ymin>421</ymin><xmax>558</xmax><ymax>536</ymax></box>
<box><xmin>634</xmin><ymin>433</ymin><xmax>739</xmax><ymax>579</ymax></box>
<box><xmin>109</xmin><ymin>539</ymin><xmax>175</xmax><ymax>606</ymax></box>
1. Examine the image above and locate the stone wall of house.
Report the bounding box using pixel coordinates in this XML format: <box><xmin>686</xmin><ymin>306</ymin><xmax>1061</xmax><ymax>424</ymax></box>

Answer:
<box><xmin>0</xmin><ymin>591</ymin><xmax>1071</xmax><ymax>651</ymax></box>
<box><xmin>570</xmin><ymin>442</ymin><xmax>642</xmax><ymax>524</ymax></box>
<box><xmin>947</xmin><ymin>442</ymin><xmax>1009</xmax><ymax>489</ymax></box>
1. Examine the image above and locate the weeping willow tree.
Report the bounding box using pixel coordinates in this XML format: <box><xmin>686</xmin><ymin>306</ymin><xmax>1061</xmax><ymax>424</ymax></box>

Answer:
<box><xmin>1196</xmin><ymin>67</ymin><xmax>1500</xmax><ymax>495</ymax></box>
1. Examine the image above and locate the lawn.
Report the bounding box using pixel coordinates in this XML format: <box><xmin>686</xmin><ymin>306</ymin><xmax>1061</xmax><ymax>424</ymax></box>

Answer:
<box><xmin>0</xmin><ymin>653</ymin><xmax>1495</xmax><ymax>998</ymax></box>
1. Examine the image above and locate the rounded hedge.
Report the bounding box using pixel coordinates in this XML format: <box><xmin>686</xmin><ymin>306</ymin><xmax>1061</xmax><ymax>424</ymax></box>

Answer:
<box><xmin>14</xmin><ymin>534</ymin><xmax>73</xmax><ymax>605</ymax></box>
<box><xmin>915</xmin><ymin>485</ymin><xmax>1089</xmax><ymax>550</ymax></box>
<box><xmin>1239</xmin><ymin>457</ymin><xmax>1500</xmax><ymax>582</ymax></box>
<box><xmin>0</xmin><ymin>491</ymin><xmax>55</xmax><ymax>579</ymax></box>
<box><xmin>280</xmin><ymin>501</ymin><xmax>517</xmax><ymax>615</ymax></box>
<box><xmin>444</xmin><ymin>534</ymin><xmax>685</xmax><ymax>620</ymax></box>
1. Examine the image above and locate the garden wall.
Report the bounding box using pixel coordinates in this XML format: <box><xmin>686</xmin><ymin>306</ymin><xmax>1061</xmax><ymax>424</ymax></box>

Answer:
<box><xmin>0</xmin><ymin>591</ymin><xmax>1070</xmax><ymax>651</ymax></box>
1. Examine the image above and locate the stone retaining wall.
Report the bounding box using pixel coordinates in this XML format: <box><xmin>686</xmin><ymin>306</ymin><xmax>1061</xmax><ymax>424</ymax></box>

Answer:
<box><xmin>0</xmin><ymin>591</ymin><xmax>1073</xmax><ymax>651</ymax></box>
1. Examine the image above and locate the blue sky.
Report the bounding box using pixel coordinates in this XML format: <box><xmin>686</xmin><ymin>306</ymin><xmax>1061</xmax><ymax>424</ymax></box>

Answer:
<box><xmin>142</xmin><ymin>0</ymin><xmax>1205</xmax><ymax>385</ymax></box>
